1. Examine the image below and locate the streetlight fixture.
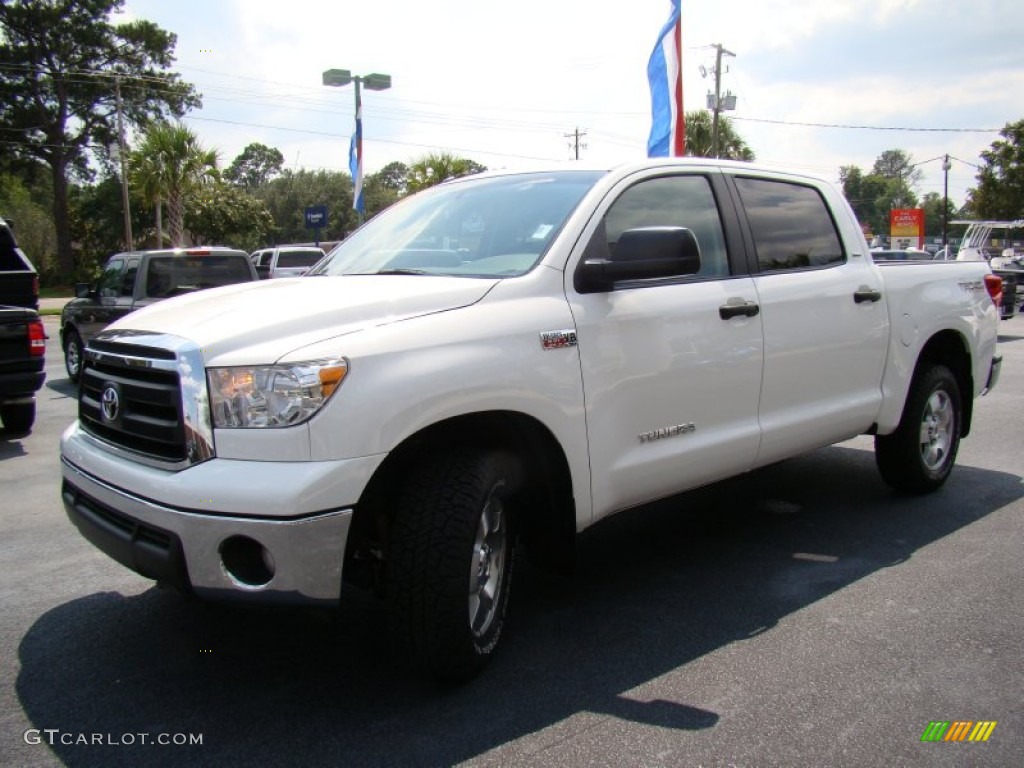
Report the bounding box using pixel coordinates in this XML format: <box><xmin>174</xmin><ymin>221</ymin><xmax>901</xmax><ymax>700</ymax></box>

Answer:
<box><xmin>323</xmin><ymin>68</ymin><xmax>392</xmax><ymax>225</ymax></box>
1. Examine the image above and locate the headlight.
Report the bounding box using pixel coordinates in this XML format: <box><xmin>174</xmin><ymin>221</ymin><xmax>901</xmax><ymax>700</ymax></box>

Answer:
<box><xmin>208</xmin><ymin>359</ymin><xmax>348</xmax><ymax>428</ymax></box>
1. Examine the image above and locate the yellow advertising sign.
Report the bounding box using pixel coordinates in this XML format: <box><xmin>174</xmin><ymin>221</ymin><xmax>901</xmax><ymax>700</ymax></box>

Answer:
<box><xmin>891</xmin><ymin>208</ymin><xmax>924</xmax><ymax>249</ymax></box>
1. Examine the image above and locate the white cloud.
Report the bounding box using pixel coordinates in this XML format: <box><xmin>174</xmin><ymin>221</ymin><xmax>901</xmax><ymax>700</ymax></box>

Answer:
<box><xmin>117</xmin><ymin>0</ymin><xmax>1021</xmax><ymax>206</ymax></box>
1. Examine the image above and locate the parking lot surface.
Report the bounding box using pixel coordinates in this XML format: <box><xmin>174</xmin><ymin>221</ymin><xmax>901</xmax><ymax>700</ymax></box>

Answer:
<box><xmin>1</xmin><ymin>314</ymin><xmax>1021</xmax><ymax>767</ymax></box>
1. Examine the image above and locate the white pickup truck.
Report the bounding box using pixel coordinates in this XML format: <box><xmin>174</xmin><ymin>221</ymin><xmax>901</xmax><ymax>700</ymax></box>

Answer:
<box><xmin>61</xmin><ymin>159</ymin><xmax>1003</xmax><ymax>680</ymax></box>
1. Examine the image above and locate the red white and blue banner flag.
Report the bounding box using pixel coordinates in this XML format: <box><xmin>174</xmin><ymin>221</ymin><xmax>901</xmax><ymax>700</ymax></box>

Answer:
<box><xmin>349</xmin><ymin>87</ymin><xmax>365</xmax><ymax>215</ymax></box>
<box><xmin>647</xmin><ymin>0</ymin><xmax>684</xmax><ymax>157</ymax></box>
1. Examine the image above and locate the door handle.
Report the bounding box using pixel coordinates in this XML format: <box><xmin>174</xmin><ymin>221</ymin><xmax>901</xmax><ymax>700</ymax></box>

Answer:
<box><xmin>854</xmin><ymin>286</ymin><xmax>882</xmax><ymax>303</ymax></box>
<box><xmin>719</xmin><ymin>300</ymin><xmax>760</xmax><ymax>320</ymax></box>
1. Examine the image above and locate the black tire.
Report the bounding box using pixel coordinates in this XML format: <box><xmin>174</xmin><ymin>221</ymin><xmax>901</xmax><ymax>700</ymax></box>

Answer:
<box><xmin>64</xmin><ymin>329</ymin><xmax>84</xmax><ymax>383</ymax></box>
<box><xmin>386</xmin><ymin>450</ymin><xmax>521</xmax><ymax>682</ymax></box>
<box><xmin>875</xmin><ymin>364</ymin><xmax>961</xmax><ymax>494</ymax></box>
<box><xmin>1</xmin><ymin>401</ymin><xmax>36</xmax><ymax>434</ymax></box>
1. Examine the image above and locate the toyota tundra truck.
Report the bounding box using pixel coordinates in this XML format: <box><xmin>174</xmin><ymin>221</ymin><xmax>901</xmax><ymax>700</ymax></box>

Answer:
<box><xmin>60</xmin><ymin>159</ymin><xmax>1003</xmax><ymax>681</ymax></box>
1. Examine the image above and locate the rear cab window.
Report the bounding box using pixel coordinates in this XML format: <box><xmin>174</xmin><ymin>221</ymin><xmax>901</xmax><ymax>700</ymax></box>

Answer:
<box><xmin>145</xmin><ymin>255</ymin><xmax>254</xmax><ymax>298</ymax></box>
<box><xmin>276</xmin><ymin>250</ymin><xmax>323</xmax><ymax>269</ymax></box>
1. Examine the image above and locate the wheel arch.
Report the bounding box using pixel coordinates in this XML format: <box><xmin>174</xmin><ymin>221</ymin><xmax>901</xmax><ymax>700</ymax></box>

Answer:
<box><xmin>59</xmin><ymin>319</ymin><xmax>76</xmax><ymax>347</ymax></box>
<box><xmin>344</xmin><ymin>410</ymin><xmax>577</xmax><ymax>590</ymax></box>
<box><xmin>911</xmin><ymin>329</ymin><xmax>974</xmax><ymax>437</ymax></box>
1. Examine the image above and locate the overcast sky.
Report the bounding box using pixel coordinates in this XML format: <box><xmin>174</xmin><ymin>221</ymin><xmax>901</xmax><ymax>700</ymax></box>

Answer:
<box><xmin>118</xmin><ymin>0</ymin><xmax>1024</xmax><ymax>208</ymax></box>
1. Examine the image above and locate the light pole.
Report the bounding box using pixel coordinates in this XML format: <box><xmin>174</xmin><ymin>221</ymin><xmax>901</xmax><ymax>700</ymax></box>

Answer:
<box><xmin>323</xmin><ymin>69</ymin><xmax>392</xmax><ymax>226</ymax></box>
<box><xmin>941</xmin><ymin>154</ymin><xmax>952</xmax><ymax>250</ymax></box>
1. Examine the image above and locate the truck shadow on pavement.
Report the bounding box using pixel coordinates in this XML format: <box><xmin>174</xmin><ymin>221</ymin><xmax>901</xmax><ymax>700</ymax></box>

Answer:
<box><xmin>16</xmin><ymin>445</ymin><xmax>1023</xmax><ymax>767</ymax></box>
<box><xmin>0</xmin><ymin>430</ymin><xmax>29</xmax><ymax>453</ymax></box>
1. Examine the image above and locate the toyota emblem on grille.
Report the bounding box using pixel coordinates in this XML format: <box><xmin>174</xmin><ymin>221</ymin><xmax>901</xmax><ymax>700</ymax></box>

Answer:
<box><xmin>100</xmin><ymin>386</ymin><xmax>120</xmax><ymax>422</ymax></box>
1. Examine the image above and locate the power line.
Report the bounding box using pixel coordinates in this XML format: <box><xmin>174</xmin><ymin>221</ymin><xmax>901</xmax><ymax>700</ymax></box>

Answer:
<box><xmin>181</xmin><ymin>115</ymin><xmax>563</xmax><ymax>163</ymax></box>
<box><xmin>731</xmin><ymin>116</ymin><xmax>1001</xmax><ymax>133</ymax></box>
<box><xmin>2</xmin><ymin>61</ymin><xmax>1006</xmax><ymax>138</ymax></box>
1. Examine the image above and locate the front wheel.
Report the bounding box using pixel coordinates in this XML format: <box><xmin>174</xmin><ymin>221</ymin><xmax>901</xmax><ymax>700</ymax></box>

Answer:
<box><xmin>64</xmin><ymin>329</ymin><xmax>84</xmax><ymax>383</ymax></box>
<box><xmin>386</xmin><ymin>450</ymin><xmax>521</xmax><ymax>682</ymax></box>
<box><xmin>875</xmin><ymin>365</ymin><xmax>961</xmax><ymax>493</ymax></box>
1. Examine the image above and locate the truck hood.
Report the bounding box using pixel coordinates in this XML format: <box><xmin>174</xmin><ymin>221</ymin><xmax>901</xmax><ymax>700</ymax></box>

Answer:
<box><xmin>109</xmin><ymin>275</ymin><xmax>498</xmax><ymax>362</ymax></box>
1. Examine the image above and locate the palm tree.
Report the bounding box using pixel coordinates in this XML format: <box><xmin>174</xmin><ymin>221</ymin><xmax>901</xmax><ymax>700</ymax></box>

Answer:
<box><xmin>130</xmin><ymin>122</ymin><xmax>219</xmax><ymax>246</ymax></box>
<box><xmin>683</xmin><ymin>110</ymin><xmax>755</xmax><ymax>161</ymax></box>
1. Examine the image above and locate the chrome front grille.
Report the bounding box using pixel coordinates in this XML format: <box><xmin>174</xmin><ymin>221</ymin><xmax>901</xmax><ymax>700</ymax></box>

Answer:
<box><xmin>80</xmin><ymin>352</ymin><xmax>185</xmax><ymax>461</ymax></box>
<box><xmin>78</xmin><ymin>330</ymin><xmax>215</xmax><ymax>467</ymax></box>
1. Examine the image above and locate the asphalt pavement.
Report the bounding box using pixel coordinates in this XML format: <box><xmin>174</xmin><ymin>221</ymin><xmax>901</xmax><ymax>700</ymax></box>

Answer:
<box><xmin>1</xmin><ymin>314</ymin><xmax>1021</xmax><ymax>768</ymax></box>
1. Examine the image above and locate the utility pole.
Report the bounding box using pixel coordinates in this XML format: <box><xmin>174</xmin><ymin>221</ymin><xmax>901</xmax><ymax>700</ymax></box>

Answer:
<box><xmin>114</xmin><ymin>76</ymin><xmax>133</xmax><ymax>250</ymax></box>
<box><xmin>564</xmin><ymin>127</ymin><xmax>587</xmax><ymax>160</ymax></box>
<box><xmin>155</xmin><ymin>154</ymin><xmax>163</xmax><ymax>248</ymax></box>
<box><xmin>709</xmin><ymin>43</ymin><xmax>736</xmax><ymax>159</ymax></box>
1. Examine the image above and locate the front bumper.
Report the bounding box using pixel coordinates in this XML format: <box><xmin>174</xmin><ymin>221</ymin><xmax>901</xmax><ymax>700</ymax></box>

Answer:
<box><xmin>0</xmin><ymin>369</ymin><xmax>45</xmax><ymax>399</ymax></box>
<box><xmin>62</xmin><ymin>458</ymin><xmax>352</xmax><ymax>604</ymax></box>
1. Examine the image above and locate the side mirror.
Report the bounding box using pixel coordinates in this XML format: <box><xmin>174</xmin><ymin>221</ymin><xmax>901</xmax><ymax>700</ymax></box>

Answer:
<box><xmin>74</xmin><ymin>282</ymin><xmax>91</xmax><ymax>299</ymax></box>
<box><xmin>576</xmin><ymin>226</ymin><xmax>702</xmax><ymax>293</ymax></box>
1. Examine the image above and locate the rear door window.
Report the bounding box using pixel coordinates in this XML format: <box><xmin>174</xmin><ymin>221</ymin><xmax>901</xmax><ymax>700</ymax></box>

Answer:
<box><xmin>734</xmin><ymin>177</ymin><xmax>845</xmax><ymax>272</ymax></box>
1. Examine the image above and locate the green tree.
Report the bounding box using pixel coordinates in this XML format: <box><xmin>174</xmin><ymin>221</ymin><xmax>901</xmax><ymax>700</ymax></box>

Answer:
<box><xmin>258</xmin><ymin>169</ymin><xmax>354</xmax><ymax>243</ymax></box>
<box><xmin>373</xmin><ymin>161</ymin><xmax>410</xmax><ymax>196</ymax></box>
<box><xmin>872</xmin><ymin>148</ymin><xmax>923</xmax><ymax>189</ymax></box>
<box><xmin>129</xmin><ymin>122</ymin><xmax>219</xmax><ymax>246</ymax></box>
<box><xmin>840</xmin><ymin>151</ymin><xmax>921</xmax><ymax>237</ymax></box>
<box><xmin>683</xmin><ymin>111</ymin><xmax>755</xmax><ymax>161</ymax></box>
<box><xmin>67</xmin><ymin>175</ymin><xmax>150</xmax><ymax>279</ymax></box>
<box><xmin>185</xmin><ymin>183</ymin><xmax>274</xmax><ymax>251</ymax></box>
<box><xmin>842</xmin><ymin>165</ymin><xmax>889</xmax><ymax>236</ymax></box>
<box><xmin>0</xmin><ymin>174</ymin><xmax>58</xmax><ymax>280</ymax></box>
<box><xmin>362</xmin><ymin>164</ymin><xmax>406</xmax><ymax>218</ymax></box>
<box><xmin>407</xmin><ymin>153</ymin><xmax>486</xmax><ymax>194</ymax></box>
<box><xmin>920</xmin><ymin>191</ymin><xmax>957</xmax><ymax>239</ymax></box>
<box><xmin>224</xmin><ymin>143</ymin><xmax>285</xmax><ymax>189</ymax></box>
<box><xmin>964</xmin><ymin>119</ymin><xmax>1024</xmax><ymax>219</ymax></box>
<box><xmin>0</xmin><ymin>0</ymin><xmax>199</xmax><ymax>278</ymax></box>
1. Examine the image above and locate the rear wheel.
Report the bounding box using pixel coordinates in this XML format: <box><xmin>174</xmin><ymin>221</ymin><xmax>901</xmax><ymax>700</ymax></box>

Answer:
<box><xmin>386</xmin><ymin>450</ymin><xmax>520</xmax><ymax>682</ymax></box>
<box><xmin>875</xmin><ymin>365</ymin><xmax>961</xmax><ymax>493</ymax></box>
<box><xmin>64</xmin><ymin>329</ymin><xmax>84</xmax><ymax>383</ymax></box>
<box><xmin>1</xmin><ymin>401</ymin><xmax>36</xmax><ymax>434</ymax></box>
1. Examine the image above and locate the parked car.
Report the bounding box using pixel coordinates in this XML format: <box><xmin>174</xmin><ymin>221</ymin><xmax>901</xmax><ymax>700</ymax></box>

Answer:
<box><xmin>0</xmin><ymin>305</ymin><xmax>45</xmax><ymax>434</ymax></box>
<box><xmin>60</xmin><ymin>247</ymin><xmax>259</xmax><ymax>382</ymax></box>
<box><xmin>950</xmin><ymin>220</ymin><xmax>1024</xmax><ymax>319</ymax></box>
<box><xmin>250</xmin><ymin>246</ymin><xmax>326</xmax><ymax>279</ymax></box>
<box><xmin>0</xmin><ymin>217</ymin><xmax>39</xmax><ymax>310</ymax></box>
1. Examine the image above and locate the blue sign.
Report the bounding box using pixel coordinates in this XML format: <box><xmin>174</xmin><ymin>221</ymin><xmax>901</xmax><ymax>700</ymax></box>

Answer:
<box><xmin>305</xmin><ymin>205</ymin><xmax>328</xmax><ymax>228</ymax></box>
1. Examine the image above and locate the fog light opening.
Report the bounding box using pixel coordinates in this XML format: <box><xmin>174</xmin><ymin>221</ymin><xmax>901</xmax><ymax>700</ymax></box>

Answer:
<box><xmin>219</xmin><ymin>535</ymin><xmax>276</xmax><ymax>587</ymax></box>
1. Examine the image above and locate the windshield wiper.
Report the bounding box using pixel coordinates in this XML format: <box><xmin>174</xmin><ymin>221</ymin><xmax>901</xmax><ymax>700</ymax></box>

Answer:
<box><xmin>372</xmin><ymin>268</ymin><xmax>431</xmax><ymax>276</ymax></box>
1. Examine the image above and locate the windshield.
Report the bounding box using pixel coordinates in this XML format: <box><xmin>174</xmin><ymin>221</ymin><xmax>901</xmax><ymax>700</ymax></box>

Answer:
<box><xmin>309</xmin><ymin>170</ymin><xmax>605</xmax><ymax>278</ymax></box>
